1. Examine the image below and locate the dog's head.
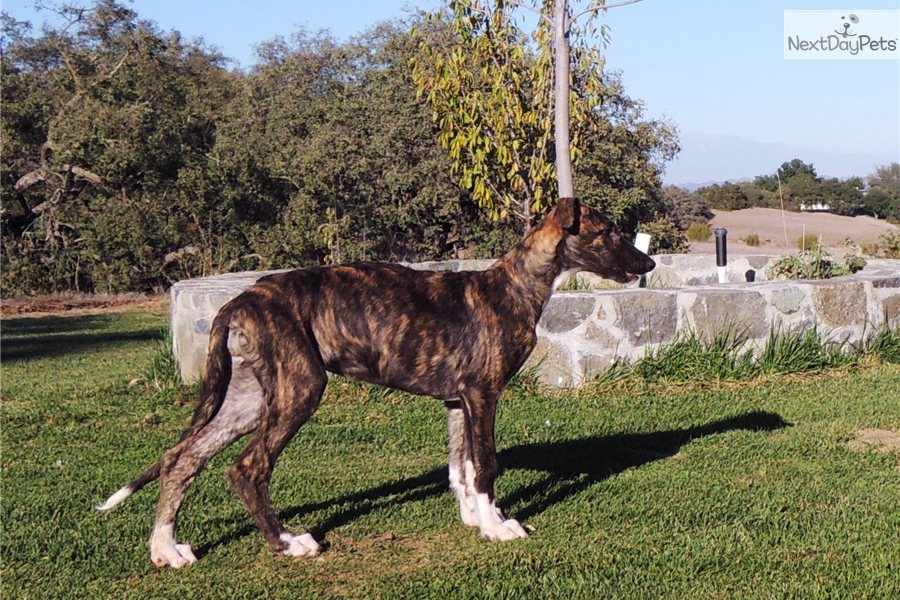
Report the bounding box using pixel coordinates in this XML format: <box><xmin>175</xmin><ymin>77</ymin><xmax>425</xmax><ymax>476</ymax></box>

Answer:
<box><xmin>548</xmin><ymin>197</ymin><xmax>656</xmax><ymax>284</ymax></box>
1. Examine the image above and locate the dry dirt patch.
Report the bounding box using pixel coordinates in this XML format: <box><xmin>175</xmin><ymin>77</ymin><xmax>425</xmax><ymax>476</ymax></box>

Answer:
<box><xmin>0</xmin><ymin>292</ymin><xmax>168</xmax><ymax>319</ymax></box>
<box><xmin>689</xmin><ymin>208</ymin><xmax>898</xmax><ymax>256</ymax></box>
<box><xmin>845</xmin><ymin>429</ymin><xmax>900</xmax><ymax>453</ymax></box>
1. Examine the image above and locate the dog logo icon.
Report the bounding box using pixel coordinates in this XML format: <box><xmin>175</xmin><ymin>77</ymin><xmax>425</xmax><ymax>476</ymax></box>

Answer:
<box><xmin>835</xmin><ymin>14</ymin><xmax>859</xmax><ymax>38</ymax></box>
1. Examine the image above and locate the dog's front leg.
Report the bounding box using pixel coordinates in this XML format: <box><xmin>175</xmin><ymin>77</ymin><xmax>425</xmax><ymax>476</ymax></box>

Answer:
<box><xmin>462</xmin><ymin>390</ymin><xmax>528</xmax><ymax>541</ymax></box>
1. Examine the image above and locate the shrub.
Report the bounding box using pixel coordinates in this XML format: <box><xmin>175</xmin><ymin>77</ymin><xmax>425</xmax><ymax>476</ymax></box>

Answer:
<box><xmin>744</xmin><ymin>233</ymin><xmax>761</xmax><ymax>247</ymax></box>
<box><xmin>685</xmin><ymin>222</ymin><xmax>713</xmax><ymax>242</ymax></box>
<box><xmin>663</xmin><ymin>185</ymin><xmax>713</xmax><ymax>229</ymax></box>
<box><xmin>640</xmin><ymin>218</ymin><xmax>689</xmax><ymax>254</ymax></box>
<box><xmin>697</xmin><ymin>183</ymin><xmax>750</xmax><ymax>211</ymax></box>
<box><xmin>860</xmin><ymin>241</ymin><xmax>879</xmax><ymax>256</ymax></box>
<box><xmin>770</xmin><ymin>245</ymin><xmax>866</xmax><ymax>280</ymax></box>
<box><xmin>857</xmin><ymin>232</ymin><xmax>900</xmax><ymax>259</ymax></box>
<box><xmin>844</xmin><ymin>254</ymin><xmax>867</xmax><ymax>274</ymax></box>
<box><xmin>797</xmin><ymin>233</ymin><xmax>820</xmax><ymax>252</ymax></box>
<box><xmin>878</xmin><ymin>231</ymin><xmax>900</xmax><ymax>258</ymax></box>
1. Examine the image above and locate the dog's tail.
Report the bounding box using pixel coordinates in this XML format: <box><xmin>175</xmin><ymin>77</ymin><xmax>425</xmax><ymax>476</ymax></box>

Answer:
<box><xmin>96</xmin><ymin>310</ymin><xmax>235</xmax><ymax>511</ymax></box>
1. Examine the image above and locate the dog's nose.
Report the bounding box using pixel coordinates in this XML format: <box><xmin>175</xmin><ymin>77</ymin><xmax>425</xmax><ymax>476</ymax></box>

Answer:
<box><xmin>644</xmin><ymin>257</ymin><xmax>656</xmax><ymax>272</ymax></box>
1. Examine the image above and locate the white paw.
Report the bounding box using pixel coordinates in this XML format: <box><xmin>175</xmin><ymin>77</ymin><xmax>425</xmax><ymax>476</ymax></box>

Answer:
<box><xmin>480</xmin><ymin>518</ymin><xmax>529</xmax><ymax>541</ymax></box>
<box><xmin>150</xmin><ymin>524</ymin><xmax>198</xmax><ymax>568</ymax></box>
<box><xmin>473</xmin><ymin>493</ymin><xmax>528</xmax><ymax>541</ymax></box>
<box><xmin>151</xmin><ymin>542</ymin><xmax>197</xmax><ymax>569</ymax></box>
<box><xmin>279</xmin><ymin>532</ymin><xmax>321</xmax><ymax>557</ymax></box>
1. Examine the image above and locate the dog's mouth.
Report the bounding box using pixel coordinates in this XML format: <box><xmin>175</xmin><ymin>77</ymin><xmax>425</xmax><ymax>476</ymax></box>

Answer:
<box><xmin>600</xmin><ymin>260</ymin><xmax>655</xmax><ymax>284</ymax></box>
<box><xmin>609</xmin><ymin>271</ymin><xmax>639</xmax><ymax>284</ymax></box>
<box><xmin>619</xmin><ymin>257</ymin><xmax>655</xmax><ymax>283</ymax></box>
<box><xmin>619</xmin><ymin>267</ymin><xmax>654</xmax><ymax>284</ymax></box>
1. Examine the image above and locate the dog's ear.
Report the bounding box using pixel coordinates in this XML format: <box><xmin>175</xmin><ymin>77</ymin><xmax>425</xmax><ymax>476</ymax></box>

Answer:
<box><xmin>553</xmin><ymin>197</ymin><xmax>580</xmax><ymax>233</ymax></box>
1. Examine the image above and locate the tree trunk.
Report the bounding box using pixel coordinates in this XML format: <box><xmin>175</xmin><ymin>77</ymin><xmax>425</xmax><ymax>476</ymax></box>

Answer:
<box><xmin>553</xmin><ymin>0</ymin><xmax>574</xmax><ymax>199</ymax></box>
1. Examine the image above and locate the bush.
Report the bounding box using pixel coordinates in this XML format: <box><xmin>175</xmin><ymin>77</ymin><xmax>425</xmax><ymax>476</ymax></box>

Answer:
<box><xmin>860</xmin><ymin>241</ymin><xmax>879</xmax><ymax>256</ymax></box>
<box><xmin>844</xmin><ymin>254</ymin><xmax>867</xmax><ymax>274</ymax></box>
<box><xmin>858</xmin><ymin>232</ymin><xmax>900</xmax><ymax>259</ymax></box>
<box><xmin>744</xmin><ymin>233</ymin><xmax>761</xmax><ymax>247</ymax></box>
<box><xmin>640</xmin><ymin>218</ymin><xmax>689</xmax><ymax>254</ymax></box>
<box><xmin>697</xmin><ymin>183</ymin><xmax>750</xmax><ymax>211</ymax></box>
<box><xmin>797</xmin><ymin>233</ymin><xmax>820</xmax><ymax>252</ymax></box>
<box><xmin>769</xmin><ymin>246</ymin><xmax>866</xmax><ymax>280</ymax></box>
<box><xmin>879</xmin><ymin>231</ymin><xmax>900</xmax><ymax>258</ymax></box>
<box><xmin>663</xmin><ymin>186</ymin><xmax>712</xmax><ymax>229</ymax></box>
<box><xmin>685</xmin><ymin>222</ymin><xmax>713</xmax><ymax>242</ymax></box>
<box><xmin>1</xmin><ymin>9</ymin><xmax>685</xmax><ymax>296</ymax></box>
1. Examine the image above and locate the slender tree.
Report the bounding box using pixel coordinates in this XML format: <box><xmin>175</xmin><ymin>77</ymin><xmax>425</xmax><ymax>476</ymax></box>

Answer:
<box><xmin>553</xmin><ymin>0</ymin><xmax>647</xmax><ymax>198</ymax></box>
<box><xmin>412</xmin><ymin>0</ymin><xmax>646</xmax><ymax>229</ymax></box>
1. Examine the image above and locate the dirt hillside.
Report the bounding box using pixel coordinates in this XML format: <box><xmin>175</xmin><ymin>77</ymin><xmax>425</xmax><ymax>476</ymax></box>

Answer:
<box><xmin>0</xmin><ymin>292</ymin><xmax>168</xmax><ymax>319</ymax></box>
<box><xmin>689</xmin><ymin>208</ymin><xmax>898</xmax><ymax>256</ymax></box>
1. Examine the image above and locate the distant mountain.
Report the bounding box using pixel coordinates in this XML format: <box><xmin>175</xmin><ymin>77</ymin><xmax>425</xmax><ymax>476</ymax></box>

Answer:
<box><xmin>676</xmin><ymin>179</ymin><xmax>751</xmax><ymax>193</ymax></box>
<box><xmin>663</xmin><ymin>133</ymin><xmax>895</xmax><ymax>187</ymax></box>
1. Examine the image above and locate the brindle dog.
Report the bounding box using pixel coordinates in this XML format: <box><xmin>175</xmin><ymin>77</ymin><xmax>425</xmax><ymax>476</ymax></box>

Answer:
<box><xmin>97</xmin><ymin>197</ymin><xmax>655</xmax><ymax>568</ymax></box>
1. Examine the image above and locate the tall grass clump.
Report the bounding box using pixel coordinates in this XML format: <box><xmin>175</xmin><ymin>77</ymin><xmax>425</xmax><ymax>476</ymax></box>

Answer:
<box><xmin>866</xmin><ymin>325</ymin><xmax>900</xmax><ymax>363</ymax></box>
<box><xmin>144</xmin><ymin>327</ymin><xmax>182</xmax><ymax>391</ymax></box>
<box><xmin>630</xmin><ymin>327</ymin><xmax>755</xmax><ymax>382</ymax></box>
<box><xmin>591</xmin><ymin>324</ymin><xmax>899</xmax><ymax>388</ymax></box>
<box><xmin>755</xmin><ymin>326</ymin><xmax>856</xmax><ymax>375</ymax></box>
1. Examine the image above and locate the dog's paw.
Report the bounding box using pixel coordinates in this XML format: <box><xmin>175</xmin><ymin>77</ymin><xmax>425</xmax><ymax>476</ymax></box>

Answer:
<box><xmin>279</xmin><ymin>532</ymin><xmax>321</xmax><ymax>557</ymax></box>
<box><xmin>151</xmin><ymin>542</ymin><xmax>197</xmax><ymax>569</ymax></box>
<box><xmin>150</xmin><ymin>524</ymin><xmax>198</xmax><ymax>569</ymax></box>
<box><xmin>480</xmin><ymin>518</ymin><xmax>529</xmax><ymax>542</ymax></box>
<box><xmin>473</xmin><ymin>493</ymin><xmax>528</xmax><ymax>541</ymax></box>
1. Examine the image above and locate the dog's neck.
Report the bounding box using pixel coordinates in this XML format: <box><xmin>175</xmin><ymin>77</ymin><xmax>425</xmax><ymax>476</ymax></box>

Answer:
<box><xmin>491</xmin><ymin>223</ymin><xmax>566</xmax><ymax>323</ymax></box>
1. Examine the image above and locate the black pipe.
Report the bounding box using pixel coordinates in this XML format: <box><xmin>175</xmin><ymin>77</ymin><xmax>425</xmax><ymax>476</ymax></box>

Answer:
<box><xmin>715</xmin><ymin>228</ymin><xmax>727</xmax><ymax>267</ymax></box>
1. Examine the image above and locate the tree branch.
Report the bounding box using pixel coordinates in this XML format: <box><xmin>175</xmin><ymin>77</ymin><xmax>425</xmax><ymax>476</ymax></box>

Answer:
<box><xmin>569</xmin><ymin>0</ymin><xmax>647</xmax><ymax>27</ymax></box>
<box><xmin>14</xmin><ymin>169</ymin><xmax>49</xmax><ymax>194</ymax></box>
<box><xmin>14</xmin><ymin>164</ymin><xmax>102</xmax><ymax>194</ymax></box>
<box><xmin>506</xmin><ymin>0</ymin><xmax>550</xmax><ymax>23</ymax></box>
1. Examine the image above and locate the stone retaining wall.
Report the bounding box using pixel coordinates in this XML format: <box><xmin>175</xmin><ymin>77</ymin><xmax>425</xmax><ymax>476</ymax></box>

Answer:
<box><xmin>170</xmin><ymin>256</ymin><xmax>900</xmax><ymax>387</ymax></box>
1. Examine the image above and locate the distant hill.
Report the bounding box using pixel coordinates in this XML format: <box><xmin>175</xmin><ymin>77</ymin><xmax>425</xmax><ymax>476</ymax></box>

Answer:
<box><xmin>688</xmin><ymin>208</ymin><xmax>898</xmax><ymax>257</ymax></box>
<box><xmin>677</xmin><ymin>179</ymin><xmax>750</xmax><ymax>193</ymax></box>
<box><xmin>664</xmin><ymin>133</ymin><xmax>894</xmax><ymax>187</ymax></box>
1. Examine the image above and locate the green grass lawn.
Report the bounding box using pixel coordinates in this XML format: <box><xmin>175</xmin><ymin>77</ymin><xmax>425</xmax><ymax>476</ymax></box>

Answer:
<box><xmin>2</xmin><ymin>311</ymin><xmax>898</xmax><ymax>599</ymax></box>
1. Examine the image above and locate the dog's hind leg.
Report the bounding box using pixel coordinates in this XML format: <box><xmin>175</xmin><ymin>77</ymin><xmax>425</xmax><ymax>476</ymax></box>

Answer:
<box><xmin>227</xmin><ymin>332</ymin><xmax>327</xmax><ymax>558</ymax></box>
<box><xmin>446</xmin><ymin>401</ymin><xmax>479</xmax><ymax>527</ymax></box>
<box><xmin>149</xmin><ymin>362</ymin><xmax>263</xmax><ymax>568</ymax></box>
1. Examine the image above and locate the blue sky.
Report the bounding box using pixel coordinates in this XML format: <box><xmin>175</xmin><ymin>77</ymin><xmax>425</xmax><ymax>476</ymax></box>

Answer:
<box><xmin>4</xmin><ymin>0</ymin><xmax>899</xmax><ymax>183</ymax></box>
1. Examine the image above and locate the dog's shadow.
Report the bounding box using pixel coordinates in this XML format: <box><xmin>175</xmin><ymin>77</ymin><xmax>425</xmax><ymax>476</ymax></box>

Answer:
<box><xmin>198</xmin><ymin>411</ymin><xmax>788</xmax><ymax>556</ymax></box>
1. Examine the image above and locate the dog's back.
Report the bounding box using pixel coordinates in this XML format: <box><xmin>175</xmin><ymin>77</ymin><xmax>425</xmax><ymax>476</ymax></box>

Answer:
<box><xmin>226</xmin><ymin>262</ymin><xmax>533</xmax><ymax>401</ymax></box>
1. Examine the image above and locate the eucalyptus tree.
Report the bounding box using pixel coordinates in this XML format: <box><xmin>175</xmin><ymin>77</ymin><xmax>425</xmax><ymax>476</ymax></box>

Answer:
<box><xmin>411</xmin><ymin>0</ymin><xmax>648</xmax><ymax>231</ymax></box>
